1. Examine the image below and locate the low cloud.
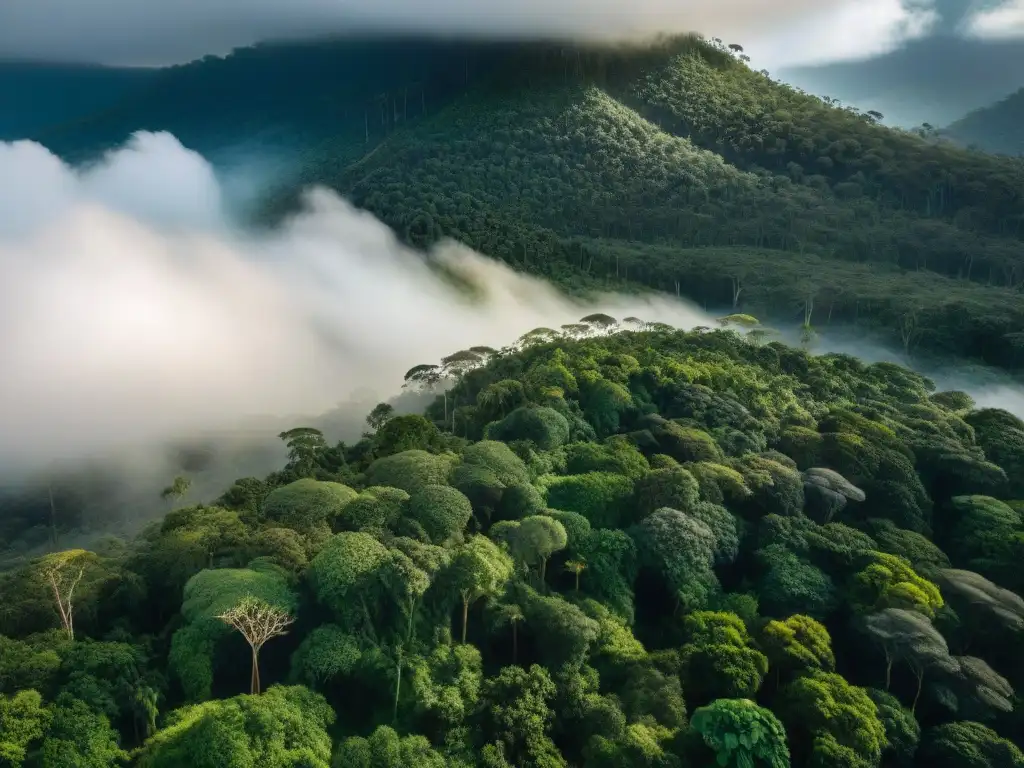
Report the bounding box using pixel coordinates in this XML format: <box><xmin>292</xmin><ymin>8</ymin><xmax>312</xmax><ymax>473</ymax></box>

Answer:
<box><xmin>0</xmin><ymin>131</ymin><xmax>712</xmax><ymax>479</ymax></box>
<box><xmin>0</xmin><ymin>0</ymin><xmax>937</xmax><ymax>69</ymax></box>
<box><xmin>964</xmin><ymin>0</ymin><xmax>1024</xmax><ymax>38</ymax></box>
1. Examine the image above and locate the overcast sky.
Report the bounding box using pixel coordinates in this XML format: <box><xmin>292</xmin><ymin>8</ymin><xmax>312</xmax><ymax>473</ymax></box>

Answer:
<box><xmin>0</xmin><ymin>0</ymin><xmax>1015</xmax><ymax>69</ymax></box>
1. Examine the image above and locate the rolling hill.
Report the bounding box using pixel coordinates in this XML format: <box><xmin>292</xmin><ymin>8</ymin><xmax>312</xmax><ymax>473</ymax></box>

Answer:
<box><xmin>945</xmin><ymin>87</ymin><xmax>1024</xmax><ymax>157</ymax></box>
<box><xmin>12</xmin><ymin>35</ymin><xmax>1024</xmax><ymax>371</ymax></box>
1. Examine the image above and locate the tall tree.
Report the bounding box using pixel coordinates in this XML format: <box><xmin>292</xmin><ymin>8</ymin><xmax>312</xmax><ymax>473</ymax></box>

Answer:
<box><xmin>217</xmin><ymin>596</ymin><xmax>295</xmax><ymax>695</ymax></box>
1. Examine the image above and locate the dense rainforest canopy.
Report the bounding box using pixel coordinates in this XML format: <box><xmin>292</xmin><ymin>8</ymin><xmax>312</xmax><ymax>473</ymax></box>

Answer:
<box><xmin>2</xmin><ymin>316</ymin><xmax>1024</xmax><ymax>766</ymax></box>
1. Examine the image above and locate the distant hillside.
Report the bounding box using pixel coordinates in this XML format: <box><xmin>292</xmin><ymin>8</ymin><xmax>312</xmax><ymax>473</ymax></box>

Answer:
<box><xmin>777</xmin><ymin>31</ymin><xmax>1024</xmax><ymax>128</ymax></box>
<box><xmin>0</xmin><ymin>61</ymin><xmax>155</xmax><ymax>140</ymax></box>
<box><xmin>945</xmin><ymin>88</ymin><xmax>1024</xmax><ymax>157</ymax></box>
<box><xmin>16</xmin><ymin>36</ymin><xmax>1024</xmax><ymax>371</ymax></box>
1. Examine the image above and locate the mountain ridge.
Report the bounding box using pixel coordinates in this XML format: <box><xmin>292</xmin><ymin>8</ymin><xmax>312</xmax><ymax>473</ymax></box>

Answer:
<box><xmin>8</xmin><ymin>35</ymin><xmax>1024</xmax><ymax>371</ymax></box>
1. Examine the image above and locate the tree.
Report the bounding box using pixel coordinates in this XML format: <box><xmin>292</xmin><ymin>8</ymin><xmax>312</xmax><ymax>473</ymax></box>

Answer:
<box><xmin>135</xmin><ymin>685</ymin><xmax>334</xmax><ymax>768</ymax></box>
<box><xmin>217</xmin><ymin>596</ymin><xmax>295</xmax><ymax>695</ymax></box>
<box><xmin>866</xmin><ymin>689</ymin><xmax>920</xmax><ymax>767</ymax></box>
<box><xmin>775</xmin><ymin>671</ymin><xmax>887</xmax><ymax>768</ymax></box>
<box><xmin>278</xmin><ymin>427</ymin><xmax>327</xmax><ymax>477</ymax></box>
<box><xmin>492</xmin><ymin>516</ymin><xmax>568</xmax><ymax>583</ymax></box>
<box><xmin>761</xmin><ymin>614</ymin><xmax>835</xmax><ymax>682</ymax></box>
<box><xmin>366</xmin><ymin>402</ymin><xmax>395</xmax><ymax>432</ymax></box>
<box><xmin>565</xmin><ymin>559</ymin><xmax>587</xmax><ymax>592</ymax></box>
<box><xmin>0</xmin><ymin>689</ymin><xmax>50</xmax><ymax>766</ymax></box>
<box><xmin>37</xmin><ymin>694</ymin><xmax>129</xmax><ymax>768</ymax></box>
<box><xmin>691</xmin><ymin>698</ymin><xmax>789</xmax><ymax>768</ymax></box>
<box><xmin>850</xmin><ymin>552</ymin><xmax>943</xmax><ymax>618</ymax></box>
<box><xmin>631</xmin><ymin>507</ymin><xmax>718</xmax><ymax>614</ymax></box>
<box><xmin>756</xmin><ymin>547</ymin><xmax>837</xmax><ymax>620</ymax></box>
<box><xmin>919</xmin><ymin>721</ymin><xmax>1024</xmax><ymax>768</ymax></box>
<box><xmin>364</xmin><ymin>450</ymin><xmax>454</xmax><ymax>494</ymax></box>
<box><xmin>336</xmin><ymin>725</ymin><xmax>447</xmax><ymax>768</ymax></box>
<box><xmin>38</xmin><ymin>549</ymin><xmax>90</xmax><ymax>641</ymax></box>
<box><xmin>160</xmin><ymin>476</ymin><xmax>192</xmax><ymax>510</ymax></box>
<box><xmin>681</xmin><ymin>611</ymin><xmax>769</xmax><ymax>704</ymax></box>
<box><xmin>406</xmin><ymin>485</ymin><xmax>473</xmax><ymax>544</ymax></box>
<box><xmin>862</xmin><ymin>608</ymin><xmax>958</xmax><ymax>711</ymax></box>
<box><xmin>937</xmin><ymin>569</ymin><xmax>1024</xmax><ymax>632</ymax></box>
<box><xmin>449</xmin><ymin>536</ymin><xmax>514</xmax><ymax>644</ymax></box>
<box><xmin>475</xmin><ymin>665</ymin><xmax>565</xmax><ymax>768</ymax></box>
<box><xmin>170</xmin><ymin>565</ymin><xmax>298</xmax><ymax>701</ymax></box>
<box><xmin>261</xmin><ymin>478</ymin><xmax>357</xmax><ymax>532</ymax></box>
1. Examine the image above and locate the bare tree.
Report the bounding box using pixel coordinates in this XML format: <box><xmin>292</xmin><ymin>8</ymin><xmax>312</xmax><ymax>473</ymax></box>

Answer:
<box><xmin>40</xmin><ymin>550</ymin><xmax>88</xmax><ymax>640</ymax></box>
<box><xmin>217</xmin><ymin>596</ymin><xmax>294</xmax><ymax>695</ymax></box>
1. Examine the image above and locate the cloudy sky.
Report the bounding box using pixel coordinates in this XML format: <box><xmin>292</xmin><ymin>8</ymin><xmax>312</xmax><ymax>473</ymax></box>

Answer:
<box><xmin>0</xmin><ymin>0</ymin><xmax>1017</xmax><ymax>70</ymax></box>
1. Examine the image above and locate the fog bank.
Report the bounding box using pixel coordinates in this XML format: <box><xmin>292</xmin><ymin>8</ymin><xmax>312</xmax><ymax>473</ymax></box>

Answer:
<box><xmin>0</xmin><ymin>131</ymin><xmax>712</xmax><ymax>480</ymax></box>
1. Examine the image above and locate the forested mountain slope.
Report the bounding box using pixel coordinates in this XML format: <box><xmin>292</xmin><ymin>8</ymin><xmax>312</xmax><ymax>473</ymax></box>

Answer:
<box><xmin>945</xmin><ymin>88</ymin><xmax>1024</xmax><ymax>158</ymax></box>
<box><xmin>3</xmin><ymin>320</ymin><xmax>1024</xmax><ymax>766</ymax></box>
<box><xmin>16</xmin><ymin>36</ymin><xmax>1024</xmax><ymax>369</ymax></box>
<box><xmin>261</xmin><ymin>36</ymin><xmax>1024</xmax><ymax>370</ymax></box>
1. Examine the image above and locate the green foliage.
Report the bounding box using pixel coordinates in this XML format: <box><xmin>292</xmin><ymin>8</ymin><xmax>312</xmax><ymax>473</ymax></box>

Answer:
<box><xmin>757</xmin><ymin>547</ymin><xmax>837</xmax><ymax>620</ymax></box>
<box><xmin>335</xmin><ymin>725</ymin><xmax>448</xmax><ymax>768</ymax></box>
<box><xmin>0</xmin><ymin>689</ymin><xmax>49</xmax><ymax>766</ymax></box>
<box><xmin>486</xmin><ymin>406</ymin><xmax>571</xmax><ymax>450</ymax></box>
<box><xmin>337</xmin><ymin>486</ymin><xmax>410</xmax><ymax>533</ymax></box>
<box><xmin>776</xmin><ymin>672</ymin><xmax>888</xmax><ymax>768</ymax></box>
<box><xmin>944</xmin><ymin>496</ymin><xmax>1024</xmax><ymax>586</ymax></box>
<box><xmin>761</xmin><ymin>615</ymin><xmax>835</xmax><ymax>680</ymax></box>
<box><xmin>261</xmin><ymin>479</ymin><xmax>357</xmax><ymax>532</ymax></box>
<box><xmin>691</xmin><ymin>698</ymin><xmax>789</xmax><ymax>768</ymax></box>
<box><xmin>681</xmin><ymin>612</ymin><xmax>769</xmax><ymax>705</ymax></box>
<box><xmin>405</xmin><ymin>485</ymin><xmax>473</xmax><ymax>544</ymax></box>
<box><xmin>866</xmin><ymin>689</ymin><xmax>920</xmax><ymax>766</ymax></box>
<box><xmin>289</xmin><ymin>625</ymin><xmax>361</xmax><ymax>687</ymax></box>
<box><xmin>363</xmin><ymin>450</ymin><xmax>456</xmax><ymax>495</ymax></box>
<box><xmin>372</xmin><ymin>414</ymin><xmax>447</xmax><ymax>457</ymax></box>
<box><xmin>849</xmin><ymin>552</ymin><xmax>943</xmax><ymax>618</ymax></box>
<box><xmin>307</xmin><ymin>532</ymin><xmax>391</xmax><ymax>632</ymax></box>
<box><xmin>632</xmin><ymin>508</ymin><xmax>718</xmax><ymax>613</ymax></box>
<box><xmin>136</xmin><ymin>685</ymin><xmax>334</xmax><ymax>768</ymax></box>
<box><xmin>920</xmin><ymin>721</ymin><xmax>1024</xmax><ymax>768</ymax></box>
<box><xmin>37</xmin><ymin>694</ymin><xmax>128</xmax><ymax>768</ymax></box>
<box><xmin>632</xmin><ymin>467</ymin><xmax>700</xmax><ymax>520</ymax></box>
<box><xmin>542</xmin><ymin>472</ymin><xmax>634</xmax><ymax>529</ymax></box>
<box><xmin>475</xmin><ymin>665</ymin><xmax>565</xmax><ymax>768</ymax></box>
<box><xmin>565</xmin><ymin>437</ymin><xmax>649</xmax><ymax>481</ymax></box>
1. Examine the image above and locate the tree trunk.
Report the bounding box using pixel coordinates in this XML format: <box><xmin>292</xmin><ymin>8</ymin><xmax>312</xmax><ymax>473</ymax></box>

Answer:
<box><xmin>461</xmin><ymin>595</ymin><xmax>470</xmax><ymax>644</ymax></box>
<box><xmin>392</xmin><ymin>648</ymin><xmax>403</xmax><ymax>723</ymax></box>
<box><xmin>885</xmin><ymin>656</ymin><xmax>892</xmax><ymax>690</ymax></box>
<box><xmin>251</xmin><ymin>647</ymin><xmax>260</xmax><ymax>695</ymax></box>
<box><xmin>540</xmin><ymin>557</ymin><xmax>547</xmax><ymax>584</ymax></box>
<box><xmin>912</xmin><ymin>669</ymin><xmax>924</xmax><ymax>713</ymax></box>
<box><xmin>574</xmin><ymin>569</ymin><xmax>580</xmax><ymax>592</ymax></box>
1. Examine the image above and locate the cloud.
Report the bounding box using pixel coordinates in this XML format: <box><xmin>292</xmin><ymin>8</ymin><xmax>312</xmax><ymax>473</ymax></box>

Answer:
<box><xmin>0</xmin><ymin>0</ymin><xmax>937</xmax><ymax>69</ymax></box>
<box><xmin>0</xmin><ymin>131</ymin><xmax>713</xmax><ymax>478</ymax></box>
<box><xmin>744</xmin><ymin>0</ymin><xmax>940</xmax><ymax>68</ymax></box>
<box><xmin>965</xmin><ymin>0</ymin><xmax>1024</xmax><ymax>38</ymax></box>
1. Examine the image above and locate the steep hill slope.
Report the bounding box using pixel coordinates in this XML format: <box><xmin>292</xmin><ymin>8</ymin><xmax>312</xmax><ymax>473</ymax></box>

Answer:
<box><xmin>945</xmin><ymin>88</ymin><xmax>1024</xmax><ymax>157</ymax></box>
<box><xmin>16</xmin><ymin>36</ymin><xmax>1024</xmax><ymax>370</ymax></box>
<box><xmin>260</xmin><ymin>37</ymin><xmax>1024</xmax><ymax>369</ymax></box>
